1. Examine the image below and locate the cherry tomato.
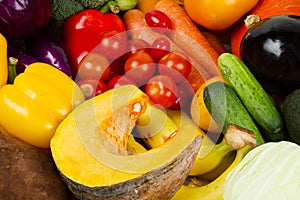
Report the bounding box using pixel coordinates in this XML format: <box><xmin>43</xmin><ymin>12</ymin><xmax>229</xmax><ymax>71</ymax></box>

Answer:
<box><xmin>77</xmin><ymin>53</ymin><xmax>110</xmax><ymax>81</ymax></box>
<box><xmin>150</xmin><ymin>37</ymin><xmax>171</xmax><ymax>62</ymax></box>
<box><xmin>107</xmin><ymin>75</ymin><xmax>136</xmax><ymax>89</ymax></box>
<box><xmin>108</xmin><ymin>56</ymin><xmax>125</xmax><ymax>76</ymax></box>
<box><xmin>77</xmin><ymin>79</ymin><xmax>107</xmax><ymax>100</ymax></box>
<box><xmin>125</xmin><ymin>38</ymin><xmax>151</xmax><ymax>60</ymax></box>
<box><xmin>145</xmin><ymin>75</ymin><xmax>178</xmax><ymax>108</ymax></box>
<box><xmin>145</xmin><ymin>10</ymin><xmax>172</xmax><ymax>33</ymax></box>
<box><xmin>94</xmin><ymin>30</ymin><xmax>127</xmax><ymax>60</ymax></box>
<box><xmin>124</xmin><ymin>51</ymin><xmax>156</xmax><ymax>85</ymax></box>
<box><xmin>158</xmin><ymin>52</ymin><xmax>192</xmax><ymax>83</ymax></box>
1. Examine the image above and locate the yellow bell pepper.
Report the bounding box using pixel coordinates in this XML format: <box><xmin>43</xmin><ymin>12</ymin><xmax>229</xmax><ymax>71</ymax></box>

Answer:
<box><xmin>0</xmin><ymin>62</ymin><xmax>85</xmax><ymax>148</ymax></box>
<box><xmin>0</xmin><ymin>33</ymin><xmax>8</xmax><ymax>88</ymax></box>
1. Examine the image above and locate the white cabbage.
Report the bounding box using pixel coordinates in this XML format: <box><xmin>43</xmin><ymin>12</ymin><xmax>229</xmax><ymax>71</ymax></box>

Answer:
<box><xmin>223</xmin><ymin>141</ymin><xmax>300</xmax><ymax>200</ymax></box>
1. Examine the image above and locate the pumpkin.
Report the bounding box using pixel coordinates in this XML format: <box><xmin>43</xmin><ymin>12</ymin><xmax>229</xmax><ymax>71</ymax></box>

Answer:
<box><xmin>50</xmin><ymin>85</ymin><xmax>202</xmax><ymax>200</ymax></box>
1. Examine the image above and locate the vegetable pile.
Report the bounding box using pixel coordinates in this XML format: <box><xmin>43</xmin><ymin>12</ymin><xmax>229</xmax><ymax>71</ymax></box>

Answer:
<box><xmin>0</xmin><ymin>0</ymin><xmax>300</xmax><ymax>199</ymax></box>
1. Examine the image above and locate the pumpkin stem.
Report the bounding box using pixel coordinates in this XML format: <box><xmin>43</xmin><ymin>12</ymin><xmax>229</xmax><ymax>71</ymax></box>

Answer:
<box><xmin>244</xmin><ymin>14</ymin><xmax>261</xmax><ymax>29</ymax></box>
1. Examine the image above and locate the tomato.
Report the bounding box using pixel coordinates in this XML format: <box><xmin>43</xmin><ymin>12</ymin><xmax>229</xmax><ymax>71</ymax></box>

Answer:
<box><xmin>145</xmin><ymin>10</ymin><xmax>172</xmax><ymax>33</ymax></box>
<box><xmin>145</xmin><ymin>75</ymin><xmax>178</xmax><ymax>108</ymax></box>
<box><xmin>77</xmin><ymin>79</ymin><xmax>107</xmax><ymax>99</ymax></box>
<box><xmin>158</xmin><ymin>52</ymin><xmax>192</xmax><ymax>83</ymax></box>
<box><xmin>94</xmin><ymin>30</ymin><xmax>127</xmax><ymax>60</ymax></box>
<box><xmin>124</xmin><ymin>51</ymin><xmax>156</xmax><ymax>85</ymax></box>
<box><xmin>77</xmin><ymin>53</ymin><xmax>110</xmax><ymax>81</ymax></box>
<box><xmin>184</xmin><ymin>0</ymin><xmax>259</xmax><ymax>30</ymax></box>
<box><xmin>107</xmin><ymin>75</ymin><xmax>136</xmax><ymax>89</ymax></box>
<box><xmin>150</xmin><ymin>37</ymin><xmax>170</xmax><ymax>62</ymax></box>
<box><xmin>125</xmin><ymin>38</ymin><xmax>151</xmax><ymax>60</ymax></box>
<box><xmin>108</xmin><ymin>56</ymin><xmax>125</xmax><ymax>76</ymax></box>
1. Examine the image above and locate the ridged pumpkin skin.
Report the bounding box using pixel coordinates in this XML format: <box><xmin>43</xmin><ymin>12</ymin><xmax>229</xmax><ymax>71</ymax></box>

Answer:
<box><xmin>51</xmin><ymin>85</ymin><xmax>202</xmax><ymax>200</ymax></box>
<box><xmin>61</xmin><ymin>134</ymin><xmax>201</xmax><ymax>200</ymax></box>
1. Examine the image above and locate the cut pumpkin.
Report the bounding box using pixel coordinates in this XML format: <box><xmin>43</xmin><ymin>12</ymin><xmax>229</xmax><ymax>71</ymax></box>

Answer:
<box><xmin>51</xmin><ymin>85</ymin><xmax>202</xmax><ymax>200</ymax></box>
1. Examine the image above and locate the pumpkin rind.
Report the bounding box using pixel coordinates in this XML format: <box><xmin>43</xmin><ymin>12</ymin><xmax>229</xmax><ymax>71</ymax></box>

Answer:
<box><xmin>51</xmin><ymin>85</ymin><xmax>202</xmax><ymax>200</ymax></box>
<box><xmin>61</xmin><ymin>134</ymin><xmax>201</xmax><ymax>200</ymax></box>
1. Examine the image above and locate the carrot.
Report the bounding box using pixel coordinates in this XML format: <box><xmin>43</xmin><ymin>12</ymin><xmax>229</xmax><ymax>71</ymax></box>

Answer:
<box><xmin>123</xmin><ymin>9</ymin><xmax>208</xmax><ymax>90</ymax></box>
<box><xmin>187</xmin><ymin>64</ymin><xmax>206</xmax><ymax>92</ymax></box>
<box><xmin>202</xmin><ymin>31</ymin><xmax>227</xmax><ymax>54</ymax></box>
<box><xmin>154</xmin><ymin>0</ymin><xmax>221</xmax><ymax>78</ymax></box>
<box><xmin>124</xmin><ymin>9</ymin><xmax>187</xmax><ymax>55</ymax></box>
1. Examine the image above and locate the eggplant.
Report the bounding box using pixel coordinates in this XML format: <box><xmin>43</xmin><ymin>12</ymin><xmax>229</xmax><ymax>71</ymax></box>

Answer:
<box><xmin>7</xmin><ymin>45</ymin><xmax>38</xmax><ymax>74</ymax></box>
<box><xmin>26</xmin><ymin>32</ymin><xmax>74</xmax><ymax>79</ymax></box>
<box><xmin>0</xmin><ymin>0</ymin><xmax>52</xmax><ymax>40</ymax></box>
<box><xmin>240</xmin><ymin>15</ymin><xmax>300</xmax><ymax>95</ymax></box>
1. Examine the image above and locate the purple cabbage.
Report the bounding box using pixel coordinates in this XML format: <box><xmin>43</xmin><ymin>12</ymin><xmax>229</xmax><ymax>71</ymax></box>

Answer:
<box><xmin>0</xmin><ymin>0</ymin><xmax>52</xmax><ymax>40</ymax></box>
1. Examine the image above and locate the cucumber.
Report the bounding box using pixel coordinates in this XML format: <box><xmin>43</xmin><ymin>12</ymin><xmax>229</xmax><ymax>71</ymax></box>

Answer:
<box><xmin>204</xmin><ymin>81</ymin><xmax>265</xmax><ymax>145</ymax></box>
<box><xmin>261</xmin><ymin>125</ymin><xmax>290</xmax><ymax>142</ymax></box>
<box><xmin>218</xmin><ymin>53</ymin><xmax>283</xmax><ymax>134</ymax></box>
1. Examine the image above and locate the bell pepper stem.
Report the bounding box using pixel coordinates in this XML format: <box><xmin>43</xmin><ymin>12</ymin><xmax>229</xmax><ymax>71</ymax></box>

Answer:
<box><xmin>8</xmin><ymin>57</ymin><xmax>18</xmax><ymax>84</ymax></box>
<box><xmin>99</xmin><ymin>0</ymin><xmax>120</xmax><ymax>14</ymax></box>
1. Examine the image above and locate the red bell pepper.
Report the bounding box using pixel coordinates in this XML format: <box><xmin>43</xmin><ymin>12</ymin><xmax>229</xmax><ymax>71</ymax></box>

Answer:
<box><xmin>63</xmin><ymin>9</ymin><xmax>126</xmax><ymax>74</ymax></box>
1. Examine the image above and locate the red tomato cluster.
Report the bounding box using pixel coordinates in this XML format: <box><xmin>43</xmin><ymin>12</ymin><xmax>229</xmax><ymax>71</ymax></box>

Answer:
<box><xmin>77</xmin><ymin>35</ymin><xmax>194</xmax><ymax>111</ymax></box>
<box><xmin>72</xmin><ymin>5</ymin><xmax>195</xmax><ymax>110</ymax></box>
<box><xmin>67</xmin><ymin>9</ymin><xmax>194</xmax><ymax>111</ymax></box>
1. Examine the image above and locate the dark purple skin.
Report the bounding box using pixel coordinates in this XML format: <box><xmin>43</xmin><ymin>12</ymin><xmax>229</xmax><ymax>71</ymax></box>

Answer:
<box><xmin>26</xmin><ymin>32</ymin><xmax>74</xmax><ymax>79</ymax></box>
<box><xmin>0</xmin><ymin>0</ymin><xmax>52</xmax><ymax>40</ymax></box>
<box><xmin>7</xmin><ymin>45</ymin><xmax>38</xmax><ymax>74</ymax></box>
